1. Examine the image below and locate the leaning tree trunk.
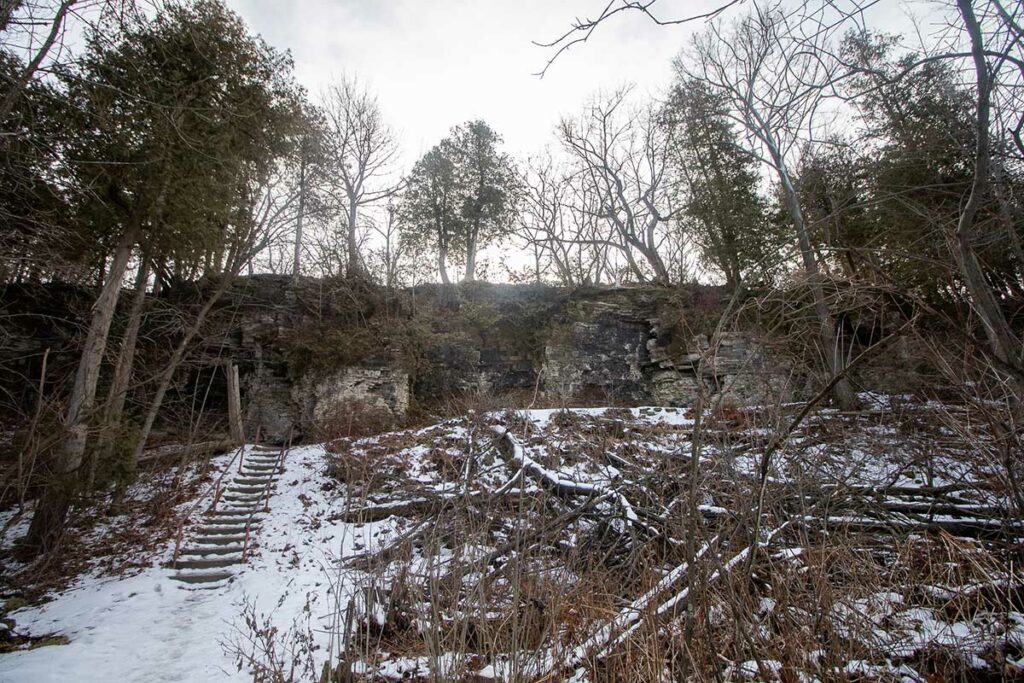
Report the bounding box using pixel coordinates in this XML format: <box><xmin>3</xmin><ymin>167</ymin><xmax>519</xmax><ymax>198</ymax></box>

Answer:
<box><xmin>25</xmin><ymin>229</ymin><xmax>136</xmax><ymax>553</ymax></box>
<box><xmin>772</xmin><ymin>150</ymin><xmax>857</xmax><ymax>410</ymax></box>
<box><xmin>89</xmin><ymin>258</ymin><xmax>153</xmax><ymax>490</ymax></box>
<box><xmin>954</xmin><ymin>0</ymin><xmax>1023</xmax><ymax>398</ymax></box>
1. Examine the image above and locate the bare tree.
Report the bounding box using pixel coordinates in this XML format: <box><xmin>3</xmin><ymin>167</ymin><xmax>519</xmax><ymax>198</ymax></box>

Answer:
<box><xmin>517</xmin><ymin>154</ymin><xmax>567</xmax><ymax>284</ymax></box>
<box><xmin>679</xmin><ymin>2</ymin><xmax>858</xmax><ymax>408</ymax></box>
<box><xmin>950</xmin><ymin>0</ymin><xmax>1023</xmax><ymax>398</ymax></box>
<box><xmin>559</xmin><ymin>88</ymin><xmax>678</xmax><ymax>284</ymax></box>
<box><xmin>0</xmin><ymin>0</ymin><xmax>79</xmax><ymax>122</ymax></box>
<box><xmin>367</xmin><ymin>203</ymin><xmax>406</xmax><ymax>289</ymax></box>
<box><xmin>322</xmin><ymin>76</ymin><xmax>401</xmax><ymax>278</ymax></box>
<box><xmin>535</xmin><ymin>0</ymin><xmax>744</xmax><ymax>77</ymax></box>
<box><xmin>518</xmin><ymin>153</ymin><xmax>612</xmax><ymax>286</ymax></box>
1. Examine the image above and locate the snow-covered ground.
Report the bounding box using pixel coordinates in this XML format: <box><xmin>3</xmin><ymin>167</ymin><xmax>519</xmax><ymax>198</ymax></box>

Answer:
<box><xmin>0</xmin><ymin>444</ymin><xmax>403</xmax><ymax>682</ymax></box>
<box><xmin>1</xmin><ymin>403</ymin><xmax>1021</xmax><ymax>682</ymax></box>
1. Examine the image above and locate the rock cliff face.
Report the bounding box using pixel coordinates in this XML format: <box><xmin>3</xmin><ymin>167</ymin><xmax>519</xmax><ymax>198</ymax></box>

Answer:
<box><xmin>541</xmin><ymin>289</ymin><xmax>781</xmax><ymax>407</ymax></box>
<box><xmin>220</xmin><ymin>279</ymin><xmax>783</xmax><ymax>441</ymax></box>
<box><xmin>0</xmin><ymin>277</ymin><xmax>787</xmax><ymax>444</ymax></box>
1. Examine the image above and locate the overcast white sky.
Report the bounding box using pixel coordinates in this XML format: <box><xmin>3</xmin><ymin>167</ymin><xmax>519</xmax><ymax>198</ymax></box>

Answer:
<box><xmin>226</xmin><ymin>0</ymin><xmax>948</xmax><ymax>168</ymax></box>
<box><xmin>226</xmin><ymin>0</ymin><xmax>717</xmax><ymax>165</ymax></box>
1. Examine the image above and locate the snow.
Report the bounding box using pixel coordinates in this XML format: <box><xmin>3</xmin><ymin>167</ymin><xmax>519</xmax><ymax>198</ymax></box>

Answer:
<box><xmin>0</xmin><ymin>444</ymin><xmax>399</xmax><ymax>683</ymax></box>
<box><xmin>517</xmin><ymin>405</ymin><xmax>694</xmax><ymax>428</ymax></box>
<box><xmin>1</xmin><ymin>400</ymin><xmax>1019</xmax><ymax>682</ymax></box>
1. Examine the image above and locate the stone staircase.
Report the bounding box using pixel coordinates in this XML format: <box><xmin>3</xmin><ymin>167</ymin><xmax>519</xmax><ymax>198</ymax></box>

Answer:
<box><xmin>168</xmin><ymin>444</ymin><xmax>285</xmax><ymax>586</ymax></box>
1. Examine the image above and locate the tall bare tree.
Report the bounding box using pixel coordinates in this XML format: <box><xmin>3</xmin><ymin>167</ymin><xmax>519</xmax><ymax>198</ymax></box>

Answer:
<box><xmin>518</xmin><ymin>153</ymin><xmax>611</xmax><ymax>286</ymax></box>
<box><xmin>680</xmin><ymin>2</ymin><xmax>858</xmax><ymax>408</ymax></box>
<box><xmin>322</xmin><ymin>76</ymin><xmax>401</xmax><ymax>278</ymax></box>
<box><xmin>559</xmin><ymin>89</ymin><xmax>678</xmax><ymax>284</ymax></box>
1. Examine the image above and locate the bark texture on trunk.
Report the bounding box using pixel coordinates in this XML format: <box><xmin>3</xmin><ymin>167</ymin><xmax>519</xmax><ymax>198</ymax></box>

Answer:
<box><xmin>25</xmin><ymin>229</ymin><xmax>135</xmax><ymax>553</ymax></box>
<box><xmin>347</xmin><ymin>199</ymin><xmax>360</xmax><ymax>277</ymax></box>
<box><xmin>954</xmin><ymin>0</ymin><xmax>1023</xmax><ymax>396</ymax></box>
<box><xmin>90</xmin><ymin>258</ymin><xmax>152</xmax><ymax>489</ymax></box>
<box><xmin>438</xmin><ymin>241</ymin><xmax>450</xmax><ymax>285</ymax></box>
<box><xmin>464</xmin><ymin>229</ymin><xmax>477</xmax><ymax>282</ymax></box>
<box><xmin>292</xmin><ymin>150</ymin><xmax>307</xmax><ymax>277</ymax></box>
<box><xmin>226</xmin><ymin>363</ymin><xmax>245</xmax><ymax>444</ymax></box>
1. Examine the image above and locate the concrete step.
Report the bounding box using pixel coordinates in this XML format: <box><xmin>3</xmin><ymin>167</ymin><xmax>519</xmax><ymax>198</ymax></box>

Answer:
<box><xmin>192</xmin><ymin>531</ymin><xmax>247</xmax><ymax>542</ymax></box>
<box><xmin>170</xmin><ymin>570</ymin><xmax>235</xmax><ymax>584</ymax></box>
<box><xmin>174</xmin><ymin>556</ymin><xmax>242</xmax><ymax>570</ymax></box>
<box><xmin>179</xmin><ymin>545</ymin><xmax>245</xmax><ymax>557</ymax></box>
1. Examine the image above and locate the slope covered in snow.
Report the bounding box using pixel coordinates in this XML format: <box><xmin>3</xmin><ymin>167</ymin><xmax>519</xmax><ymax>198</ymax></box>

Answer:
<box><xmin>0</xmin><ymin>401</ymin><xmax>1021</xmax><ymax>682</ymax></box>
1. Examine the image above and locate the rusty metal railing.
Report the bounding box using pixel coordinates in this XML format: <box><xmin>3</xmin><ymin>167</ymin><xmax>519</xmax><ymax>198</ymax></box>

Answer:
<box><xmin>241</xmin><ymin>427</ymin><xmax>293</xmax><ymax>561</ymax></box>
<box><xmin>170</xmin><ymin>426</ymin><xmax>261</xmax><ymax>569</ymax></box>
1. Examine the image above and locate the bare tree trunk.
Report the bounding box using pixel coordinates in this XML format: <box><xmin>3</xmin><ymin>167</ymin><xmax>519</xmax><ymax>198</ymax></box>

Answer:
<box><xmin>292</xmin><ymin>147</ymin><xmax>307</xmax><ymax>278</ymax></box>
<box><xmin>955</xmin><ymin>0</ymin><xmax>1023</xmax><ymax>395</ymax></box>
<box><xmin>89</xmin><ymin>257</ymin><xmax>152</xmax><ymax>489</ymax></box>
<box><xmin>226</xmin><ymin>363</ymin><xmax>244</xmax><ymax>444</ymax></box>
<box><xmin>347</xmin><ymin>197</ymin><xmax>359</xmax><ymax>277</ymax></box>
<box><xmin>772</xmin><ymin>149</ymin><xmax>857</xmax><ymax>409</ymax></box>
<box><xmin>25</xmin><ymin>228</ymin><xmax>135</xmax><ymax>553</ymax></box>
<box><xmin>464</xmin><ymin>228</ymin><xmax>478</xmax><ymax>282</ymax></box>
<box><xmin>438</xmin><ymin>241</ymin><xmax>451</xmax><ymax>285</ymax></box>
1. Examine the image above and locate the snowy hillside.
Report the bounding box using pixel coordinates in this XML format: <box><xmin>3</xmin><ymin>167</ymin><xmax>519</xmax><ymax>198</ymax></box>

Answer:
<box><xmin>1</xmin><ymin>402</ymin><xmax>1022</xmax><ymax>682</ymax></box>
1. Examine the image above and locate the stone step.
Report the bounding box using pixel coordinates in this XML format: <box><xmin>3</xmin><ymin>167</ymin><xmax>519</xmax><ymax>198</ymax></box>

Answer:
<box><xmin>192</xmin><ymin>531</ymin><xmax>247</xmax><ymax>542</ymax></box>
<box><xmin>232</xmin><ymin>477</ymin><xmax>276</xmax><ymax>486</ymax></box>
<box><xmin>174</xmin><ymin>556</ymin><xmax>242</xmax><ymax>570</ymax></box>
<box><xmin>170</xmin><ymin>570</ymin><xmax>235</xmax><ymax>585</ymax></box>
<box><xmin>241</xmin><ymin>464</ymin><xmax>279</xmax><ymax>471</ymax></box>
<box><xmin>179</xmin><ymin>545</ymin><xmax>245</xmax><ymax>557</ymax></box>
<box><xmin>217</xmin><ymin>506</ymin><xmax>266</xmax><ymax>517</ymax></box>
<box><xmin>203</xmin><ymin>510</ymin><xmax>257</xmax><ymax>521</ymax></box>
<box><xmin>222</xmin><ymin>492</ymin><xmax>267</xmax><ymax>503</ymax></box>
<box><xmin>228</xmin><ymin>484</ymin><xmax>271</xmax><ymax>494</ymax></box>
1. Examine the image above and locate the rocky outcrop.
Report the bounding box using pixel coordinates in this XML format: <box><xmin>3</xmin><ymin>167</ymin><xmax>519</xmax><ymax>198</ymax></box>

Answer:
<box><xmin>0</xmin><ymin>278</ymin><xmax>790</xmax><ymax>444</ymax></box>
<box><xmin>295</xmin><ymin>366</ymin><xmax>410</xmax><ymax>432</ymax></box>
<box><xmin>542</xmin><ymin>288</ymin><xmax>784</xmax><ymax>407</ymax></box>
